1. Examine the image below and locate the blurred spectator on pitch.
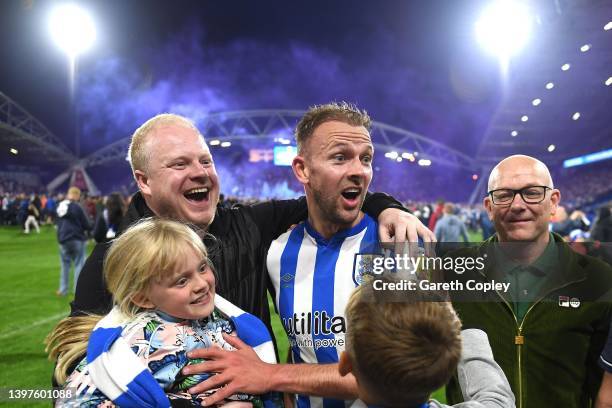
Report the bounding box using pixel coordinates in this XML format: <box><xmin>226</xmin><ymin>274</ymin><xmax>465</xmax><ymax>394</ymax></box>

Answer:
<box><xmin>44</xmin><ymin>194</ymin><xmax>57</xmax><ymax>224</ymax></box>
<box><xmin>24</xmin><ymin>200</ymin><xmax>40</xmax><ymax>234</ymax></box>
<box><xmin>93</xmin><ymin>192</ymin><xmax>126</xmax><ymax>243</ymax></box>
<box><xmin>591</xmin><ymin>206</ymin><xmax>612</xmax><ymax>243</ymax></box>
<box><xmin>551</xmin><ymin>205</ymin><xmax>589</xmax><ymax>238</ymax></box>
<box><xmin>56</xmin><ymin>187</ymin><xmax>92</xmax><ymax>296</ymax></box>
<box><xmin>479</xmin><ymin>206</ymin><xmax>495</xmax><ymax>240</ymax></box>
<box><xmin>428</xmin><ymin>200</ymin><xmax>445</xmax><ymax>231</ymax></box>
<box><xmin>435</xmin><ymin>203</ymin><xmax>469</xmax><ymax>255</ymax></box>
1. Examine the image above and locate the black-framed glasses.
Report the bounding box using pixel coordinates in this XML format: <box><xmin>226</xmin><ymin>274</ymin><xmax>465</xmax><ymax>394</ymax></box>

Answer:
<box><xmin>487</xmin><ymin>186</ymin><xmax>552</xmax><ymax>205</ymax></box>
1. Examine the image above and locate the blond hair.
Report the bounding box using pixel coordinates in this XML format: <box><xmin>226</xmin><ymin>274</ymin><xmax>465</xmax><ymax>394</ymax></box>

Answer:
<box><xmin>127</xmin><ymin>113</ymin><xmax>200</xmax><ymax>175</ymax></box>
<box><xmin>67</xmin><ymin>186</ymin><xmax>81</xmax><ymax>200</ymax></box>
<box><xmin>295</xmin><ymin>102</ymin><xmax>371</xmax><ymax>154</ymax></box>
<box><xmin>345</xmin><ymin>278</ymin><xmax>462</xmax><ymax>407</ymax></box>
<box><xmin>46</xmin><ymin>218</ymin><xmax>209</xmax><ymax>383</ymax></box>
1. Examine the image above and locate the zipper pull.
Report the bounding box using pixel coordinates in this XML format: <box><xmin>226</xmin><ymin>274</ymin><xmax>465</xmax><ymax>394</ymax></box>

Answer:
<box><xmin>515</xmin><ymin>335</ymin><xmax>524</xmax><ymax>345</ymax></box>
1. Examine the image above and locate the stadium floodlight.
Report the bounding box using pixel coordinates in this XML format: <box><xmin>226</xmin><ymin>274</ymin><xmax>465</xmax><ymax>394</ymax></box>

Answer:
<box><xmin>605</xmin><ymin>21</ymin><xmax>612</xmax><ymax>31</ymax></box>
<box><xmin>547</xmin><ymin>144</ymin><xmax>556</xmax><ymax>152</ymax></box>
<box><xmin>572</xmin><ymin>112</ymin><xmax>581</xmax><ymax>121</ymax></box>
<box><xmin>396</xmin><ymin>157</ymin><xmax>403</xmax><ymax>162</ymax></box>
<box><xmin>475</xmin><ymin>1</ymin><xmax>533</xmax><ymax>58</ymax></box>
<box><xmin>49</xmin><ymin>3</ymin><xmax>96</xmax><ymax>58</ymax></box>
<box><xmin>561</xmin><ymin>63</ymin><xmax>571</xmax><ymax>71</ymax></box>
<box><xmin>605</xmin><ymin>77</ymin><xmax>612</xmax><ymax>86</ymax></box>
<box><xmin>521</xmin><ymin>115</ymin><xmax>529</xmax><ymax>122</ymax></box>
<box><xmin>418</xmin><ymin>159</ymin><xmax>432</xmax><ymax>167</ymax></box>
<box><xmin>580</xmin><ymin>44</ymin><xmax>591</xmax><ymax>52</ymax></box>
<box><xmin>221</xmin><ymin>141</ymin><xmax>232</xmax><ymax>147</ymax></box>
<box><xmin>209</xmin><ymin>140</ymin><xmax>221</xmax><ymax>146</ymax></box>
<box><xmin>384</xmin><ymin>151</ymin><xmax>398</xmax><ymax>160</ymax></box>
<box><xmin>511</xmin><ymin>130</ymin><xmax>518</xmax><ymax>137</ymax></box>
<box><xmin>532</xmin><ymin>98</ymin><xmax>542</xmax><ymax>106</ymax></box>
<box><xmin>545</xmin><ymin>82</ymin><xmax>554</xmax><ymax>90</ymax></box>
<box><xmin>10</xmin><ymin>148</ymin><xmax>18</xmax><ymax>155</ymax></box>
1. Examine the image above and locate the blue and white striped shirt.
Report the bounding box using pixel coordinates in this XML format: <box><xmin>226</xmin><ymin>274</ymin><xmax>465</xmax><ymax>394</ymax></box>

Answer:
<box><xmin>268</xmin><ymin>214</ymin><xmax>379</xmax><ymax>408</ymax></box>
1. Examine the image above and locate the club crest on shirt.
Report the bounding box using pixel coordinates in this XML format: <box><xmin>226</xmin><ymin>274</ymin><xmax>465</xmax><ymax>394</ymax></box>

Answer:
<box><xmin>353</xmin><ymin>253</ymin><xmax>384</xmax><ymax>285</ymax></box>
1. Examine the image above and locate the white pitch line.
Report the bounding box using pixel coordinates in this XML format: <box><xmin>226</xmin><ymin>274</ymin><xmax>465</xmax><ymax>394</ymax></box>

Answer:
<box><xmin>0</xmin><ymin>312</ymin><xmax>67</xmax><ymax>340</ymax></box>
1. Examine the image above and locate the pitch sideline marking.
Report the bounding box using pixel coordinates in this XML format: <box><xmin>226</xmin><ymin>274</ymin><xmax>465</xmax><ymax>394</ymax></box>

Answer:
<box><xmin>0</xmin><ymin>311</ymin><xmax>67</xmax><ymax>340</ymax></box>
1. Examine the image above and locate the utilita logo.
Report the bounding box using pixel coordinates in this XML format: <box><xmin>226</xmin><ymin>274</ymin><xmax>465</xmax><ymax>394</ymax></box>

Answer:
<box><xmin>282</xmin><ymin>311</ymin><xmax>346</xmax><ymax>336</ymax></box>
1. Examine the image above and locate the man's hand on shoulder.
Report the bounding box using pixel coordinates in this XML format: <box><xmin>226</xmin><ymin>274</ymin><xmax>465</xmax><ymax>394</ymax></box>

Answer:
<box><xmin>377</xmin><ymin>208</ymin><xmax>436</xmax><ymax>255</ymax></box>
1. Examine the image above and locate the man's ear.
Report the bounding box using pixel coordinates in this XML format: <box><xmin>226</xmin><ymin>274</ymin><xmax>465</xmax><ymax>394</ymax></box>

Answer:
<box><xmin>134</xmin><ymin>170</ymin><xmax>151</xmax><ymax>197</ymax></box>
<box><xmin>550</xmin><ymin>189</ymin><xmax>561</xmax><ymax>216</ymax></box>
<box><xmin>131</xmin><ymin>292</ymin><xmax>155</xmax><ymax>309</ymax></box>
<box><xmin>338</xmin><ymin>351</ymin><xmax>353</xmax><ymax>377</ymax></box>
<box><xmin>483</xmin><ymin>196</ymin><xmax>494</xmax><ymax>221</ymax></box>
<box><xmin>292</xmin><ymin>155</ymin><xmax>309</xmax><ymax>185</ymax></box>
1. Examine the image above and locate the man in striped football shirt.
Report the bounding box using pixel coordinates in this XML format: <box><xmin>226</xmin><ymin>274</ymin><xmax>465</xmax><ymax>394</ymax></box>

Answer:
<box><xmin>186</xmin><ymin>102</ymin><xmax>391</xmax><ymax>407</ymax></box>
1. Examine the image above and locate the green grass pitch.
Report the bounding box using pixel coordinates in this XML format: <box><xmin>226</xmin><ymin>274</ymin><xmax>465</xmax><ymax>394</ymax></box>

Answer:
<box><xmin>0</xmin><ymin>224</ymin><xmax>450</xmax><ymax>405</ymax></box>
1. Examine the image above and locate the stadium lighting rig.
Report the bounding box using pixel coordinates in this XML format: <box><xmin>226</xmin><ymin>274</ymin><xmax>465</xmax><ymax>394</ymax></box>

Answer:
<box><xmin>545</xmin><ymin>82</ymin><xmax>554</xmax><ymax>90</ymax></box>
<box><xmin>48</xmin><ymin>3</ymin><xmax>96</xmax><ymax>156</ymax></box>
<box><xmin>49</xmin><ymin>3</ymin><xmax>96</xmax><ymax>59</ymax></box>
<box><xmin>475</xmin><ymin>0</ymin><xmax>533</xmax><ymax>59</ymax></box>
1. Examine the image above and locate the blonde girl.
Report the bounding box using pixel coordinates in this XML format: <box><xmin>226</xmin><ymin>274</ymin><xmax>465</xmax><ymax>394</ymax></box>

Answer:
<box><xmin>46</xmin><ymin>218</ymin><xmax>276</xmax><ymax>407</ymax></box>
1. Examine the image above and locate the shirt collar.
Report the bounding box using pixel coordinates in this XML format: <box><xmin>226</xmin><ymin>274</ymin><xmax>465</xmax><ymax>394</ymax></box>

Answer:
<box><xmin>305</xmin><ymin>213</ymin><xmax>371</xmax><ymax>246</ymax></box>
<box><xmin>494</xmin><ymin>233</ymin><xmax>558</xmax><ymax>276</ymax></box>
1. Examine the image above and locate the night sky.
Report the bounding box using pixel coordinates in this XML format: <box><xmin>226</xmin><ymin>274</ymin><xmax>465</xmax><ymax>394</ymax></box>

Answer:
<box><xmin>0</xmin><ymin>0</ymin><xmax>501</xmax><ymax>158</ymax></box>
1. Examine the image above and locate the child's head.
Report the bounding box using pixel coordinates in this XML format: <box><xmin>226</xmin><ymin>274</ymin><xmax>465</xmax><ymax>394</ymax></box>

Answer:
<box><xmin>104</xmin><ymin>218</ymin><xmax>215</xmax><ymax>320</ymax></box>
<box><xmin>339</xmin><ymin>278</ymin><xmax>462</xmax><ymax>407</ymax></box>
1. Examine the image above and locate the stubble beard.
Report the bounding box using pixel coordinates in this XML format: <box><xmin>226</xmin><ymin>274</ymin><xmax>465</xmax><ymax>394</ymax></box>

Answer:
<box><xmin>312</xmin><ymin>188</ymin><xmax>362</xmax><ymax>229</ymax></box>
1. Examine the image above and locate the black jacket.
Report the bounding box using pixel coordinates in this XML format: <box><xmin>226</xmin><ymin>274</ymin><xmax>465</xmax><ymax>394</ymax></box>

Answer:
<box><xmin>71</xmin><ymin>192</ymin><xmax>404</xmax><ymax>329</ymax></box>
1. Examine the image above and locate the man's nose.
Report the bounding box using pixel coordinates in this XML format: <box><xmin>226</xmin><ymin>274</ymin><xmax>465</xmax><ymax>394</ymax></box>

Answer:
<box><xmin>510</xmin><ymin>192</ymin><xmax>528</xmax><ymax>210</ymax></box>
<box><xmin>190</xmin><ymin>162</ymin><xmax>209</xmax><ymax>178</ymax></box>
<box><xmin>347</xmin><ymin>158</ymin><xmax>367</xmax><ymax>179</ymax></box>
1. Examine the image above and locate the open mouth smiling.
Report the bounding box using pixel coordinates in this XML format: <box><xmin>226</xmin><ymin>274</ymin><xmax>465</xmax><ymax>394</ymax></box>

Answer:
<box><xmin>184</xmin><ymin>187</ymin><xmax>210</xmax><ymax>202</ymax></box>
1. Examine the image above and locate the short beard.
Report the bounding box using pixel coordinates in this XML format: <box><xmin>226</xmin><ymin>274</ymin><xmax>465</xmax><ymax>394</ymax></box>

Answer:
<box><xmin>312</xmin><ymin>188</ymin><xmax>362</xmax><ymax>229</ymax></box>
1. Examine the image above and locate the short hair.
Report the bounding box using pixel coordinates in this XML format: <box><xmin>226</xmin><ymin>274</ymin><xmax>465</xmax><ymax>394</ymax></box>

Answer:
<box><xmin>128</xmin><ymin>113</ymin><xmax>200</xmax><ymax>175</ymax></box>
<box><xmin>67</xmin><ymin>186</ymin><xmax>81</xmax><ymax>199</ymax></box>
<box><xmin>295</xmin><ymin>102</ymin><xmax>371</xmax><ymax>154</ymax></box>
<box><xmin>345</xmin><ymin>278</ymin><xmax>462</xmax><ymax>407</ymax></box>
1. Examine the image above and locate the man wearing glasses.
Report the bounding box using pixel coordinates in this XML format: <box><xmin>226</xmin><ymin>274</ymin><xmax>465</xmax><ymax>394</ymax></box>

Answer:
<box><xmin>445</xmin><ymin>154</ymin><xmax>612</xmax><ymax>408</ymax></box>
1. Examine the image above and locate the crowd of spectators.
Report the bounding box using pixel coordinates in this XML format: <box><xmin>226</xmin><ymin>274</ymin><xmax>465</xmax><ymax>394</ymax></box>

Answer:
<box><xmin>0</xmin><ymin>191</ymin><xmax>130</xmax><ymax>240</ymax></box>
<box><xmin>555</xmin><ymin>163</ymin><xmax>612</xmax><ymax>209</ymax></box>
<box><xmin>1</xmin><ymin>160</ymin><xmax>610</xmax><ymax>253</ymax></box>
